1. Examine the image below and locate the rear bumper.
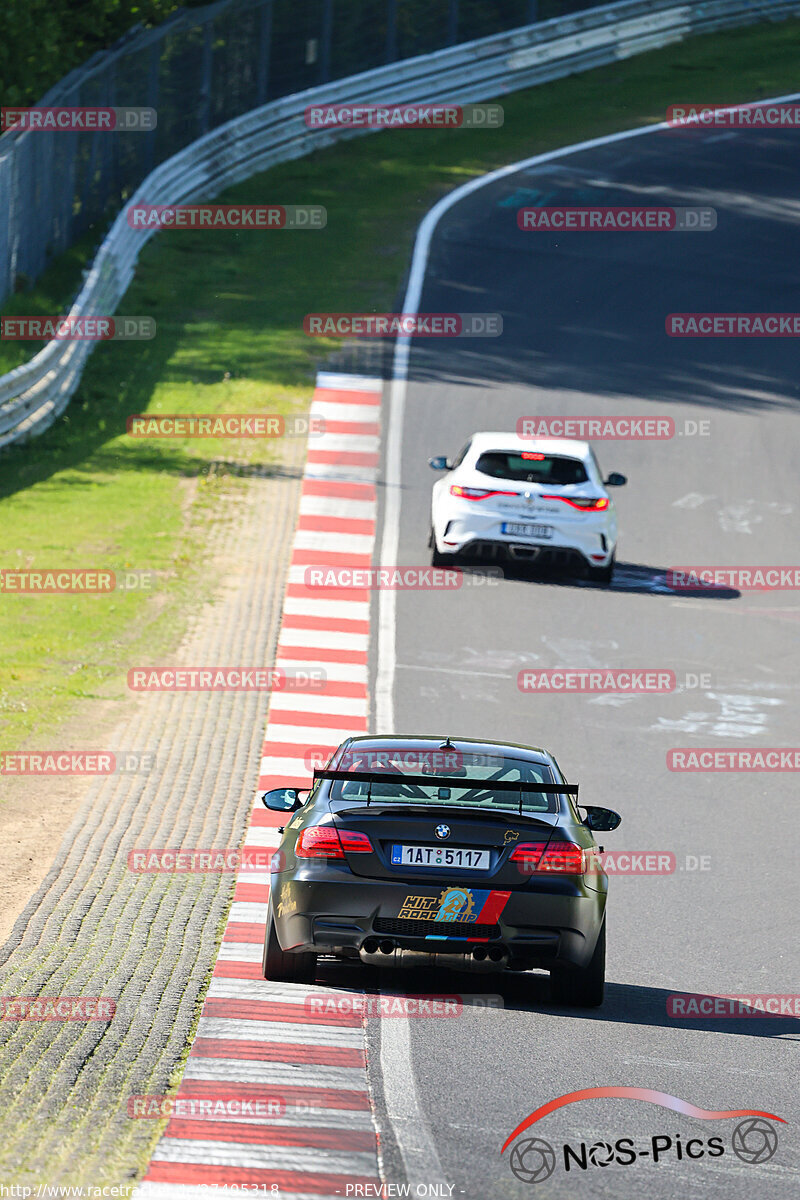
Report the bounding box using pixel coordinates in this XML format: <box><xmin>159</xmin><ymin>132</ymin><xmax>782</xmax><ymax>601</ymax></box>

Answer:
<box><xmin>434</xmin><ymin>509</ymin><xmax>615</xmax><ymax>569</ymax></box>
<box><xmin>449</xmin><ymin>539</ymin><xmax>610</xmax><ymax>572</ymax></box>
<box><xmin>270</xmin><ymin>875</ymin><xmax>606</xmax><ymax>970</ymax></box>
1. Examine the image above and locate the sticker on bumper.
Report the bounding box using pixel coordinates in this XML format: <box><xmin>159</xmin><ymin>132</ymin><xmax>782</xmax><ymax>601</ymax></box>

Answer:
<box><xmin>397</xmin><ymin>887</ymin><xmax>511</xmax><ymax>924</ymax></box>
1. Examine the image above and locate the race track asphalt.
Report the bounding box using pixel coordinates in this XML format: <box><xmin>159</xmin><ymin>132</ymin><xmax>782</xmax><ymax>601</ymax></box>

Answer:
<box><xmin>365</xmin><ymin>117</ymin><xmax>800</xmax><ymax>1200</ymax></box>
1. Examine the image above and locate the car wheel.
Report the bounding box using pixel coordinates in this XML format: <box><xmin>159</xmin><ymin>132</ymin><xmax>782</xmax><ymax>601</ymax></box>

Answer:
<box><xmin>549</xmin><ymin>919</ymin><xmax>605</xmax><ymax>1008</ymax></box>
<box><xmin>262</xmin><ymin>911</ymin><xmax>316</xmax><ymax>983</ymax></box>
<box><xmin>587</xmin><ymin>553</ymin><xmax>615</xmax><ymax>586</ymax></box>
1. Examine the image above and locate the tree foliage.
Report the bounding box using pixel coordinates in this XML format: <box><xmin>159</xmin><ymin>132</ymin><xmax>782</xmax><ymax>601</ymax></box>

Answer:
<box><xmin>0</xmin><ymin>1</ymin><xmax>585</xmax><ymax>109</ymax></box>
<box><xmin>1</xmin><ymin>1</ymin><xmax>206</xmax><ymax>105</ymax></box>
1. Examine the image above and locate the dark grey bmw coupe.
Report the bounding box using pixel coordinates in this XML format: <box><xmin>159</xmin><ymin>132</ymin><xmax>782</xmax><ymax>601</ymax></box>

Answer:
<box><xmin>260</xmin><ymin>735</ymin><xmax>621</xmax><ymax>1006</ymax></box>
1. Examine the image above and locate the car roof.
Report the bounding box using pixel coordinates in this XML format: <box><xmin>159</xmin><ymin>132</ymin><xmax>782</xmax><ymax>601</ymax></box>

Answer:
<box><xmin>465</xmin><ymin>432</ymin><xmax>592</xmax><ymax>459</ymax></box>
<box><xmin>340</xmin><ymin>734</ymin><xmax>554</xmax><ymax>766</ymax></box>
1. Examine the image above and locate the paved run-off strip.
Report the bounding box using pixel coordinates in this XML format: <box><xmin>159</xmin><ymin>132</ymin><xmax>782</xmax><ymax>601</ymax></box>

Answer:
<box><xmin>137</xmin><ymin>374</ymin><xmax>384</xmax><ymax>1198</ymax></box>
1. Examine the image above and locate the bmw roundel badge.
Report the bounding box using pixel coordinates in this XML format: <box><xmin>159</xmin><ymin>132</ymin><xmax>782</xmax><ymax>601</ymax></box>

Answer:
<box><xmin>435</xmin><ymin>824</ymin><xmax>451</xmax><ymax>840</ymax></box>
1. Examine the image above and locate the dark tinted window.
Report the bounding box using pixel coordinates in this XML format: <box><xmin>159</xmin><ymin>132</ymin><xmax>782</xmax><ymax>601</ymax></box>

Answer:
<box><xmin>329</xmin><ymin>755</ymin><xmax>560</xmax><ymax>814</ymax></box>
<box><xmin>476</xmin><ymin>452</ymin><xmax>588</xmax><ymax>485</ymax></box>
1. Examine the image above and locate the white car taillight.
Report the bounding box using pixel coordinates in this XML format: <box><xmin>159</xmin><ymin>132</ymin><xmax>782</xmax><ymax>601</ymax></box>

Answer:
<box><xmin>541</xmin><ymin>494</ymin><xmax>609</xmax><ymax>511</ymax></box>
<box><xmin>450</xmin><ymin>485</ymin><xmax>517</xmax><ymax>501</ymax></box>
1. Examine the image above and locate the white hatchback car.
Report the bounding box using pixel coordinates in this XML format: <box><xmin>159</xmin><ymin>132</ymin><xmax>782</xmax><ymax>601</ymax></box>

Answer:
<box><xmin>428</xmin><ymin>432</ymin><xmax>626</xmax><ymax>584</ymax></box>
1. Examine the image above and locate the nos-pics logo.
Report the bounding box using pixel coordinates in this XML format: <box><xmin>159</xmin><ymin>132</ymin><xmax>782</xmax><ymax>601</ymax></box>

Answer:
<box><xmin>502</xmin><ymin>1088</ymin><xmax>782</xmax><ymax>1182</ymax></box>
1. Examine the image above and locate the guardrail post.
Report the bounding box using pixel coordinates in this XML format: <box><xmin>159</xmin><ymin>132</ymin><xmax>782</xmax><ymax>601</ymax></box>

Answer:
<box><xmin>0</xmin><ymin>154</ymin><xmax>14</xmax><ymax>306</ymax></box>
<box><xmin>256</xmin><ymin>0</ymin><xmax>274</xmax><ymax>105</ymax></box>
<box><xmin>320</xmin><ymin>0</ymin><xmax>335</xmax><ymax>85</ymax></box>
<box><xmin>448</xmin><ymin>0</ymin><xmax>459</xmax><ymax>45</ymax></box>
<box><xmin>198</xmin><ymin>20</ymin><xmax>214</xmax><ymax>136</ymax></box>
<box><xmin>145</xmin><ymin>40</ymin><xmax>160</xmax><ymax>175</ymax></box>
<box><xmin>385</xmin><ymin>0</ymin><xmax>398</xmax><ymax>62</ymax></box>
<box><xmin>101</xmin><ymin>65</ymin><xmax>116</xmax><ymax>211</ymax></box>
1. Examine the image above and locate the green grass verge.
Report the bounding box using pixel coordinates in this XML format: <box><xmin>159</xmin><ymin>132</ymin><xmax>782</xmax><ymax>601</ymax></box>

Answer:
<box><xmin>1</xmin><ymin>16</ymin><xmax>798</xmax><ymax>753</ymax></box>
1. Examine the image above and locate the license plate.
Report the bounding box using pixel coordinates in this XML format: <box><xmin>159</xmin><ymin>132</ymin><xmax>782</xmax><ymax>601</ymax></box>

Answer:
<box><xmin>391</xmin><ymin>844</ymin><xmax>490</xmax><ymax>870</ymax></box>
<box><xmin>502</xmin><ymin>522</ymin><xmax>553</xmax><ymax>538</ymax></box>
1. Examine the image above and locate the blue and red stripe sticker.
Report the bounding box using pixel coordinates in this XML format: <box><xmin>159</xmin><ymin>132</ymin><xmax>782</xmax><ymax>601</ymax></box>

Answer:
<box><xmin>420</xmin><ymin>887</ymin><xmax>511</xmax><ymax>940</ymax></box>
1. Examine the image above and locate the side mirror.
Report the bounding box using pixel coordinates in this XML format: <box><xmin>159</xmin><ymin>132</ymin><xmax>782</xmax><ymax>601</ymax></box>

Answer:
<box><xmin>582</xmin><ymin>805</ymin><xmax>622</xmax><ymax>832</ymax></box>
<box><xmin>428</xmin><ymin>456</ymin><xmax>453</xmax><ymax>471</ymax></box>
<box><xmin>604</xmin><ymin>472</ymin><xmax>627</xmax><ymax>487</ymax></box>
<box><xmin>261</xmin><ymin>787</ymin><xmax>304</xmax><ymax>812</ymax></box>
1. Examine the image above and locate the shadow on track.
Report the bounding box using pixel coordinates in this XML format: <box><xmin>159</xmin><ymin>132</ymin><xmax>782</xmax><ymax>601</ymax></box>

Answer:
<box><xmin>454</xmin><ymin>560</ymin><xmax>741</xmax><ymax>600</ymax></box>
<box><xmin>314</xmin><ymin>959</ymin><xmax>799</xmax><ymax>1041</ymax></box>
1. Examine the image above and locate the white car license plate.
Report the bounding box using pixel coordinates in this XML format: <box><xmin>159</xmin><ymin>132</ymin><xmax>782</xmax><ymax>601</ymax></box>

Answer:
<box><xmin>502</xmin><ymin>522</ymin><xmax>553</xmax><ymax>538</ymax></box>
<box><xmin>391</xmin><ymin>844</ymin><xmax>490</xmax><ymax>870</ymax></box>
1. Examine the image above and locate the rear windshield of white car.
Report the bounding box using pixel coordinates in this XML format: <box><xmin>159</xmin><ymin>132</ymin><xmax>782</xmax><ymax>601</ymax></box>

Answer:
<box><xmin>475</xmin><ymin>451</ymin><xmax>588</xmax><ymax>485</ymax></box>
<box><xmin>327</xmin><ymin>756</ymin><xmax>561</xmax><ymax>814</ymax></box>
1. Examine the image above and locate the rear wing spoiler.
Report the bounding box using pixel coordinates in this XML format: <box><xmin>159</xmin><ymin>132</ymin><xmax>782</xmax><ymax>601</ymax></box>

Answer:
<box><xmin>313</xmin><ymin>768</ymin><xmax>578</xmax><ymax>797</ymax></box>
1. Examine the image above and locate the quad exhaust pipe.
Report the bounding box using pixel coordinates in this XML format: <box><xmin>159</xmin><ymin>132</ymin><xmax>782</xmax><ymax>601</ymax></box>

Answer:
<box><xmin>359</xmin><ymin>939</ymin><xmax>509</xmax><ymax>972</ymax></box>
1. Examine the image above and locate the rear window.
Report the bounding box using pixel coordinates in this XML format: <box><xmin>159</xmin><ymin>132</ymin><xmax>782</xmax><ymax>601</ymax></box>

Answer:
<box><xmin>328</xmin><ymin>752</ymin><xmax>560</xmax><ymax>814</ymax></box>
<box><xmin>475</xmin><ymin>451</ymin><xmax>587</xmax><ymax>485</ymax></box>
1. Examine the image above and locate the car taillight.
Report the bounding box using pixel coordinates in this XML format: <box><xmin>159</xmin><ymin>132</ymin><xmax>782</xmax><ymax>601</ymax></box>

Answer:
<box><xmin>539</xmin><ymin>842</ymin><xmax>589</xmax><ymax>872</ymax></box>
<box><xmin>541</xmin><ymin>494</ymin><xmax>609</xmax><ymax>511</ymax></box>
<box><xmin>296</xmin><ymin>826</ymin><xmax>373</xmax><ymax>858</ymax></box>
<box><xmin>339</xmin><ymin>831</ymin><xmax>373</xmax><ymax>853</ymax></box>
<box><xmin>509</xmin><ymin>841</ymin><xmax>587</xmax><ymax>874</ymax></box>
<box><xmin>450</xmin><ymin>485</ymin><xmax>517</xmax><ymax>501</ymax></box>
<box><xmin>508</xmin><ymin>842</ymin><xmax>547</xmax><ymax>869</ymax></box>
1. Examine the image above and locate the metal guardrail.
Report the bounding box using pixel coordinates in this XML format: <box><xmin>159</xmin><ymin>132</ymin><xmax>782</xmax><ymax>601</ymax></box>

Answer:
<box><xmin>2</xmin><ymin>0</ymin><xmax>798</xmax><ymax>447</ymax></box>
<box><xmin>0</xmin><ymin>0</ymin><xmax>580</xmax><ymax>310</ymax></box>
